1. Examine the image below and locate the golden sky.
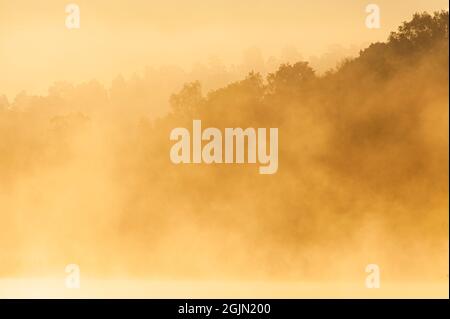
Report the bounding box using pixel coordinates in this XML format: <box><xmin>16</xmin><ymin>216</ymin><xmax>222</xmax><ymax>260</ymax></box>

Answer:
<box><xmin>0</xmin><ymin>0</ymin><xmax>448</xmax><ymax>98</ymax></box>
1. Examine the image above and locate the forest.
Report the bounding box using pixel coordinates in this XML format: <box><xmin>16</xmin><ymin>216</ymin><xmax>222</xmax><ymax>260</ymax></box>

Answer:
<box><xmin>0</xmin><ymin>11</ymin><xmax>448</xmax><ymax>283</ymax></box>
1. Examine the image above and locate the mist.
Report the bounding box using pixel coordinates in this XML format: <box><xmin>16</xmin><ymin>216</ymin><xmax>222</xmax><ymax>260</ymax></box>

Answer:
<box><xmin>0</xmin><ymin>10</ymin><xmax>448</xmax><ymax>297</ymax></box>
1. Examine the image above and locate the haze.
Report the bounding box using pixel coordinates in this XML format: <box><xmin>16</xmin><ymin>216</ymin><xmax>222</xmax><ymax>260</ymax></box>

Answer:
<box><xmin>0</xmin><ymin>0</ymin><xmax>448</xmax><ymax>99</ymax></box>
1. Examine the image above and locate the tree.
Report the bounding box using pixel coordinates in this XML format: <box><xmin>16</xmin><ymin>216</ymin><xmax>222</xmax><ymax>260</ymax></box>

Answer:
<box><xmin>169</xmin><ymin>81</ymin><xmax>203</xmax><ymax>117</ymax></box>
<box><xmin>0</xmin><ymin>95</ymin><xmax>8</xmax><ymax>111</ymax></box>
<box><xmin>389</xmin><ymin>11</ymin><xmax>449</xmax><ymax>53</ymax></box>
<box><xmin>267</xmin><ymin>62</ymin><xmax>316</xmax><ymax>94</ymax></box>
